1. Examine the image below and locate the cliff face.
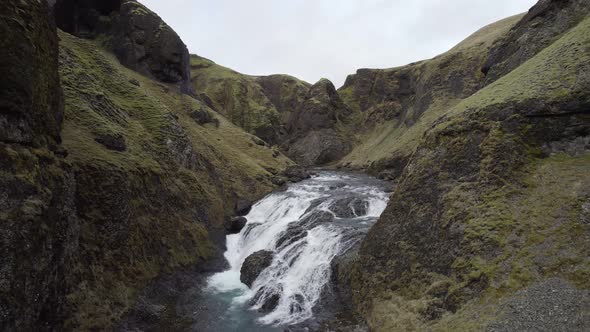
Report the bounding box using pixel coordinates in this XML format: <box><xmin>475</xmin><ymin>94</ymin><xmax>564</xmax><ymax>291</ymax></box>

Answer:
<box><xmin>1</xmin><ymin>0</ymin><xmax>291</xmax><ymax>330</ymax></box>
<box><xmin>54</xmin><ymin>0</ymin><xmax>192</xmax><ymax>92</ymax></box>
<box><xmin>337</xmin><ymin>14</ymin><xmax>523</xmax><ymax>176</ymax></box>
<box><xmin>282</xmin><ymin>78</ymin><xmax>352</xmax><ymax>166</ymax></box>
<box><xmin>0</xmin><ymin>0</ymin><xmax>76</xmax><ymax>329</ymax></box>
<box><xmin>190</xmin><ymin>58</ymin><xmax>351</xmax><ymax>166</ymax></box>
<box><xmin>345</xmin><ymin>2</ymin><xmax>590</xmax><ymax>330</ymax></box>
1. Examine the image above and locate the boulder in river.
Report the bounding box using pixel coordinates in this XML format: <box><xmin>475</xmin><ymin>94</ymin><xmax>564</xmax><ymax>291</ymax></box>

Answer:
<box><xmin>329</xmin><ymin>197</ymin><xmax>368</xmax><ymax>218</ymax></box>
<box><xmin>240</xmin><ymin>250</ymin><xmax>274</xmax><ymax>287</ymax></box>
<box><xmin>224</xmin><ymin>216</ymin><xmax>247</xmax><ymax>234</ymax></box>
<box><xmin>235</xmin><ymin>198</ymin><xmax>253</xmax><ymax>216</ymax></box>
<box><xmin>283</xmin><ymin>165</ymin><xmax>311</xmax><ymax>182</ymax></box>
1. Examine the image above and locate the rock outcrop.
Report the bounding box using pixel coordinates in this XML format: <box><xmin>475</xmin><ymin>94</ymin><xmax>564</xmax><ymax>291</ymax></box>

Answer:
<box><xmin>1</xmin><ymin>1</ymin><xmax>292</xmax><ymax>330</ymax></box>
<box><xmin>482</xmin><ymin>0</ymin><xmax>590</xmax><ymax>84</ymax></box>
<box><xmin>190</xmin><ymin>58</ymin><xmax>351</xmax><ymax>166</ymax></box>
<box><xmin>54</xmin><ymin>0</ymin><xmax>192</xmax><ymax>92</ymax></box>
<box><xmin>337</xmin><ymin>14</ymin><xmax>524</xmax><ymax>174</ymax></box>
<box><xmin>282</xmin><ymin>79</ymin><xmax>352</xmax><ymax>166</ymax></box>
<box><xmin>346</xmin><ymin>3</ymin><xmax>590</xmax><ymax>330</ymax></box>
<box><xmin>0</xmin><ymin>1</ymin><xmax>76</xmax><ymax>330</ymax></box>
<box><xmin>240</xmin><ymin>250</ymin><xmax>274</xmax><ymax>287</ymax></box>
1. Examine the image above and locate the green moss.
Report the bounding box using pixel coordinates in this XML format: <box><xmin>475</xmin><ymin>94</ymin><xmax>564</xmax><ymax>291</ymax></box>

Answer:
<box><xmin>338</xmin><ymin>14</ymin><xmax>525</xmax><ymax>169</ymax></box>
<box><xmin>57</xmin><ymin>30</ymin><xmax>293</xmax><ymax>330</ymax></box>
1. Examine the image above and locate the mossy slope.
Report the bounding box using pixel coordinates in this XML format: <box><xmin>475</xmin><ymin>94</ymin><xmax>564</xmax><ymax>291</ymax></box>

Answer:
<box><xmin>337</xmin><ymin>14</ymin><xmax>523</xmax><ymax>174</ymax></box>
<box><xmin>58</xmin><ymin>31</ymin><xmax>292</xmax><ymax>329</ymax></box>
<box><xmin>350</xmin><ymin>13</ymin><xmax>590</xmax><ymax>332</ymax></box>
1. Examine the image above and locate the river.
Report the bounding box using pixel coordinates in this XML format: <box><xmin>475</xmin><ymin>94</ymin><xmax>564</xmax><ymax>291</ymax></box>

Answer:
<box><xmin>194</xmin><ymin>171</ymin><xmax>391</xmax><ymax>331</ymax></box>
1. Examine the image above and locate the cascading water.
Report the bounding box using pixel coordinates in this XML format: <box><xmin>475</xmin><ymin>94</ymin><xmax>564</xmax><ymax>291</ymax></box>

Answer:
<box><xmin>203</xmin><ymin>171</ymin><xmax>390</xmax><ymax>330</ymax></box>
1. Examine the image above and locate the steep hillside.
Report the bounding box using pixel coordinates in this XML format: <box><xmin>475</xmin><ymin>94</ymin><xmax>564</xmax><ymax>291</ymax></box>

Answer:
<box><xmin>189</xmin><ymin>54</ymin><xmax>287</xmax><ymax>143</ymax></box>
<box><xmin>1</xmin><ymin>0</ymin><xmax>292</xmax><ymax>330</ymax></box>
<box><xmin>337</xmin><ymin>14</ymin><xmax>524</xmax><ymax>176</ymax></box>
<box><xmin>58</xmin><ymin>31</ymin><xmax>291</xmax><ymax>329</ymax></box>
<box><xmin>191</xmin><ymin>56</ymin><xmax>352</xmax><ymax>166</ymax></box>
<box><xmin>344</xmin><ymin>3</ymin><xmax>590</xmax><ymax>330</ymax></box>
<box><xmin>1</xmin><ymin>1</ymin><xmax>75</xmax><ymax>329</ymax></box>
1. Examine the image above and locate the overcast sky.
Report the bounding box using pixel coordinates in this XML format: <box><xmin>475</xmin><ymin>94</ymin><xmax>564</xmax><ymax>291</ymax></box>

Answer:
<box><xmin>140</xmin><ymin>0</ymin><xmax>537</xmax><ymax>87</ymax></box>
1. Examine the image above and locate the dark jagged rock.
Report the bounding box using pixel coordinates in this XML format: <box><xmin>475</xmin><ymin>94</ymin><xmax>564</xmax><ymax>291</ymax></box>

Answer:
<box><xmin>282</xmin><ymin>165</ymin><xmax>311</xmax><ymax>182</ymax></box>
<box><xmin>54</xmin><ymin>0</ymin><xmax>122</xmax><ymax>38</ymax></box>
<box><xmin>250</xmin><ymin>288</ymin><xmax>281</xmax><ymax>313</ymax></box>
<box><xmin>0</xmin><ymin>1</ymin><xmax>77</xmax><ymax>330</ymax></box>
<box><xmin>482</xmin><ymin>0</ymin><xmax>590</xmax><ymax>84</ymax></box>
<box><xmin>283</xmin><ymin>79</ymin><xmax>352</xmax><ymax>166</ymax></box>
<box><xmin>189</xmin><ymin>107</ymin><xmax>218</xmax><ymax>126</ymax></box>
<box><xmin>95</xmin><ymin>132</ymin><xmax>126</xmax><ymax>151</ymax></box>
<box><xmin>235</xmin><ymin>198</ymin><xmax>253</xmax><ymax>216</ymax></box>
<box><xmin>54</xmin><ymin>0</ymin><xmax>192</xmax><ymax>92</ymax></box>
<box><xmin>240</xmin><ymin>250</ymin><xmax>274</xmax><ymax>287</ymax></box>
<box><xmin>224</xmin><ymin>216</ymin><xmax>247</xmax><ymax>234</ymax></box>
<box><xmin>329</xmin><ymin>198</ymin><xmax>368</xmax><ymax>218</ymax></box>
<box><xmin>1</xmin><ymin>0</ymin><xmax>63</xmax><ymax>147</ymax></box>
<box><xmin>256</xmin><ymin>74</ymin><xmax>311</xmax><ymax>125</ymax></box>
<box><xmin>113</xmin><ymin>1</ymin><xmax>191</xmax><ymax>91</ymax></box>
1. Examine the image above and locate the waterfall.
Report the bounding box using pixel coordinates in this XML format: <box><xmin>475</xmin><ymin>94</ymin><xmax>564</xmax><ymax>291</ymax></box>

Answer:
<box><xmin>207</xmin><ymin>171</ymin><xmax>390</xmax><ymax>328</ymax></box>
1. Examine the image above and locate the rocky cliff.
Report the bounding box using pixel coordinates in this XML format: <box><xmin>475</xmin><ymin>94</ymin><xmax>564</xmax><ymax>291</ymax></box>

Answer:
<box><xmin>190</xmin><ymin>57</ymin><xmax>352</xmax><ymax>166</ymax></box>
<box><xmin>342</xmin><ymin>1</ymin><xmax>590</xmax><ymax>330</ymax></box>
<box><xmin>1</xmin><ymin>1</ymin><xmax>76</xmax><ymax>329</ymax></box>
<box><xmin>1</xmin><ymin>0</ymin><xmax>291</xmax><ymax>330</ymax></box>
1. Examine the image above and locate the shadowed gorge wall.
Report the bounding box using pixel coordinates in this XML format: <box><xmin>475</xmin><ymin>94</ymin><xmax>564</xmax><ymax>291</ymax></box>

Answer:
<box><xmin>0</xmin><ymin>0</ymin><xmax>76</xmax><ymax>329</ymax></box>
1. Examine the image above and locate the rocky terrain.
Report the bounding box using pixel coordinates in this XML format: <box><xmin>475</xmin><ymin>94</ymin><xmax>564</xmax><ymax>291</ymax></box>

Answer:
<box><xmin>1</xmin><ymin>0</ymin><xmax>291</xmax><ymax>330</ymax></box>
<box><xmin>1</xmin><ymin>0</ymin><xmax>588</xmax><ymax>331</ymax></box>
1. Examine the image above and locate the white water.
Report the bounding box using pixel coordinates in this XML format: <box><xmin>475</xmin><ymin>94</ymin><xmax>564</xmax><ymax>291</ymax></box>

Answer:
<box><xmin>207</xmin><ymin>171</ymin><xmax>390</xmax><ymax>327</ymax></box>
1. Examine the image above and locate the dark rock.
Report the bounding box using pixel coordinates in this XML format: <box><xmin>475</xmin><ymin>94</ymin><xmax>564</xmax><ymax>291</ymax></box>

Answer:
<box><xmin>271</xmin><ymin>176</ymin><xmax>287</xmax><ymax>186</ymax></box>
<box><xmin>113</xmin><ymin>1</ymin><xmax>191</xmax><ymax>91</ymax></box>
<box><xmin>260</xmin><ymin>293</ymin><xmax>280</xmax><ymax>313</ymax></box>
<box><xmin>129</xmin><ymin>78</ymin><xmax>140</xmax><ymax>86</ymax></box>
<box><xmin>252</xmin><ymin>135</ymin><xmax>268</xmax><ymax>147</ymax></box>
<box><xmin>54</xmin><ymin>0</ymin><xmax>122</xmax><ymax>38</ymax></box>
<box><xmin>240</xmin><ymin>250</ymin><xmax>274</xmax><ymax>287</ymax></box>
<box><xmin>283</xmin><ymin>79</ymin><xmax>352</xmax><ymax>166</ymax></box>
<box><xmin>189</xmin><ymin>108</ymin><xmax>217</xmax><ymax>126</ymax></box>
<box><xmin>235</xmin><ymin>198</ymin><xmax>252</xmax><ymax>216</ymax></box>
<box><xmin>223</xmin><ymin>216</ymin><xmax>247</xmax><ymax>234</ymax></box>
<box><xmin>250</xmin><ymin>288</ymin><xmax>281</xmax><ymax>313</ymax></box>
<box><xmin>482</xmin><ymin>0</ymin><xmax>590</xmax><ymax>84</ymax></box>
<box><xmin>283</xmin><ymin>165</ymin><xmax>311</xmax><ymax>182</ymax></box>
<box><xmin>197</xmin><ymin>93</ymin><xmax>216</xmax><ymax>111</ymax></box>
<box><xmin>0</xmin><ymin>1</ymin><xmax>78</xmax><ymax>330</ymax></box>
<box><xmin>54</xmin><ymin>0</ymin><xmax>193</xmax><ymax>92</ymax></box>
<box><xmin>329</xmin><ymin>198</ymin><xmax>368</xmax><ymax>218</ymax></box>
<box><xmin>276</xmin><ymin>224</ymin><xmax>308</xmax><ymax>250</ymax></box>
<box><xmin>1</xmin><ymin>0</ymin><xmax>64</xmax><ymax>146</ymax></box>
<box><xmin>95</xmin><ymin>132</ymin><xmax>126</xmax><ymax>151</ymax></box>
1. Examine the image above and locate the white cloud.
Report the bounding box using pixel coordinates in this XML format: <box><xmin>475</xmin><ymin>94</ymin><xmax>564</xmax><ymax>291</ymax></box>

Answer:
<box><xmin>140</xmin><ymin>0</ymin><xmax>538</xmax><ymax>87</ymax></box>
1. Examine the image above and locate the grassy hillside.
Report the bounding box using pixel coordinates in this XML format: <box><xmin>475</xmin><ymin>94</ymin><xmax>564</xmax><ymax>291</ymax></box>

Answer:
<box><xmin>190</xmin><ymin>55</ymin><xmax>284</xmax><ymax>142</ymax></box>
<box><xmin>350</xmin><ymin>14</ymin><xmax>590</xmax><ymax>332</ymax></box>
<box><xmin>58</xmin><ymin>31</ymin><xmax>292</xmax><ymax>329</ymax></box>
<box><xmin>337</xmin><ymin>14</ymin><xmax>524</xmax><ymax>173</ymax></box>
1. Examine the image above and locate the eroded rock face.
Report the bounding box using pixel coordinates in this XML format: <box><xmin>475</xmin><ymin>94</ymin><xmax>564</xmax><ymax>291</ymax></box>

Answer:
<box><xmin>482</xmin><ymin>0</ymin><xmax>590</xmax><ymax>84</ymax></box>
<box><xmin>240</xmin><ymin>250</ymin><xmax>274</xmax><ymax>287</ymax></box>
<box><xmin>224</xmin><ymin>216</ymin><xmax>247</xmax><ymax>234</ymax></box>
<box><xmin>1</xmin><ymin>0</ymin><xmax>63</xmax><ymax>147</ymax></box>
<box><xmin>283</xmin><ymin>79</ymin><xmax>352</xmax><ymax>166</ymax></box>
<box><xmin>54</xmin><ymin>0</ymin><xmax>192</xmax><ymax>92</ymax></box>
<box><xmin>113</xmin><ymin>1</ymin><xmax>191</xmax><ymax>91</ymax></box>
<box><xmin>0</xmin><ymin>1</ymin><xmax>78</xmax><ymax>330</ymax></box>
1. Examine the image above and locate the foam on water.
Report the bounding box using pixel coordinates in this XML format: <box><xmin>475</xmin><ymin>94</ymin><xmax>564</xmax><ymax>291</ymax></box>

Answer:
<box><xmin>207</xmin><ymin>171</ymin><xmax>390</xmax><ymax>327</ymax></box>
